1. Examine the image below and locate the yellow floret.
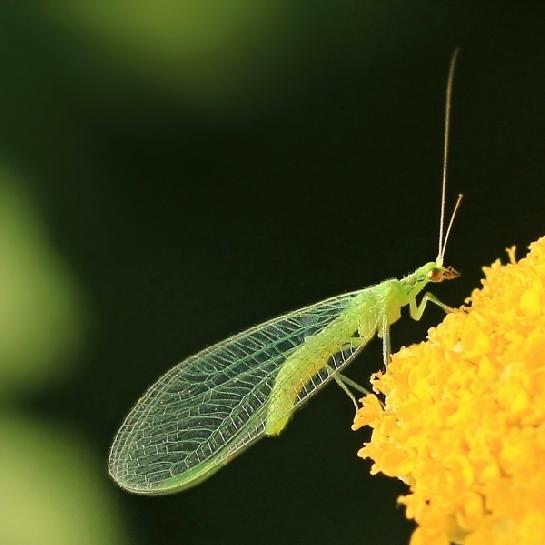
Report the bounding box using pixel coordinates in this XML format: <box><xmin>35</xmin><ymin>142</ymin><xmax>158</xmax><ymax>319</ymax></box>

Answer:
<box><xmin>353</xmin><ymin>236</ymin><xmax>545</xmax><ymax>545</ymax></box>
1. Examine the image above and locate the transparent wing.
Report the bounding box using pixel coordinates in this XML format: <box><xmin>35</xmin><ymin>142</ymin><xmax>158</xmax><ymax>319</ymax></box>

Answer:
<box><xmin>109</xmin><ymin>288</ymin><xmax>379</xmax><ymax>494</ymax></box>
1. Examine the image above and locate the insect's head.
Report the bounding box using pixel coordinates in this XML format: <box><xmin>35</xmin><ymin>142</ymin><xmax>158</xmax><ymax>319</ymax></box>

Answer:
<box><xmin>428</xmin><ymin>263</ymin><xmax>460</xmax><ymax>283</ymax></box>
<box><xmin>404</xmin><ymin>261</ymin><xmax>460</xmax><ymax>301</ymax></box>
<box><xmin>416</xmin><ymin>261</ymin><xmax>460</xmax><ymax>286</ymax></box>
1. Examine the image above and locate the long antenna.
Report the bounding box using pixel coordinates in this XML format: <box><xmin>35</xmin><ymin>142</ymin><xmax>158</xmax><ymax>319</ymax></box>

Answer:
<box><xmin>441</xmin><ymin>193</ymin><xmax>463</xmax><ymax>262</ymax></box>
<box><xmin>437</xmin><ymin>48</ymin><xmax>460</xmax><ymax>265</ymax></box>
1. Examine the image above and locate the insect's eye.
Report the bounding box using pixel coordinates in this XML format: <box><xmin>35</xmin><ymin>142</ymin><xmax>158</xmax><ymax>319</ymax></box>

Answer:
<box><xmin>428</xmin><ymin>268</ymin><xmax>444</xmax><ymax>282</ymax></box>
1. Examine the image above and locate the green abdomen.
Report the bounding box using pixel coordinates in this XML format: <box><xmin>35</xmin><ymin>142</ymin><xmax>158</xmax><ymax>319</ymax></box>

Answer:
<box><xmin>265</xmin><ymin>291</ymin><xmax>380</xmax><ymax>435</ymax></box>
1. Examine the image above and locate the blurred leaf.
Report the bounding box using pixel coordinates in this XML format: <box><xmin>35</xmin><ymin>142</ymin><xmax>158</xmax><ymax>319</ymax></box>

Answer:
<box><xmin>0</xmin><ymin>414</ymin><xmax>127</xmax><ymax>545</ymax></box>
<box><xmin>41</xmin><ymin>0</ymin><xmax>294</xmax><ymax>104</ymax></box>
<box><xmin>0</xmin><ymin>170</ymin><xmax>85</xmax><ymax>398</ymax></box>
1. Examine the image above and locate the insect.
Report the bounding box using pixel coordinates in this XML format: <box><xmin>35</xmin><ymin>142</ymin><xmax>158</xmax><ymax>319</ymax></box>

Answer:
<box><xmin>109</xmin><ymin>51</ymin><xmax>462</xmax><ymax>495</ymax></box>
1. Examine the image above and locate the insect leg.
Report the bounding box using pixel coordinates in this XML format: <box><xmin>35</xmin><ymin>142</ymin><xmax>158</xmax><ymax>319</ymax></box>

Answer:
<box><xmin>327</xmin><ymin>359</ymin><xmax>371</xmax><ymax>408</ymax></box>
<box><xmin>409</xmin><ymin>291</ymin><xmax>454</xmax><ymax>321</ymax></box>
<box><xmin>335</xmin><ymin>373</ymin><xmax>371</xmax><ymax>396</ymax></box>
<box><xmin>381</xmin><ymin>316</ymin><xmax>391</xmax><ymax>368</ymax></box>
<box><xmin>331</xmin><ymin>371</ymin><xmax>360</xmax><ymax>409</ymax></box>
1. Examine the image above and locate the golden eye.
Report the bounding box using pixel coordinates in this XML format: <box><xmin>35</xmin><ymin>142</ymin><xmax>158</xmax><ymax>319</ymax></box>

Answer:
<box><xmin>428</xmin><ymin>268</ymin><xmax>444</xmax><ymax>282</ymax></box>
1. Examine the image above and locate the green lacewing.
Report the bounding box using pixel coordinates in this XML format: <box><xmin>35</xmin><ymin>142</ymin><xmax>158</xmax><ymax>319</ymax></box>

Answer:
<box><xmin>109</xmin><ymin>50</ymin><xmax>461</xmax><ymax>495</ymax></box>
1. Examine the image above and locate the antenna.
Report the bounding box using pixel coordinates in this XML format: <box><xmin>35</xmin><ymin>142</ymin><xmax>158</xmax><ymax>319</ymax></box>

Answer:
<box><xmin>441</xmin><ymin>193</ymin><xmax>463</xmax><ymax>263</ymax></box>
<box><xmin>437</xmin><ymin>48</ymin><xmax>460</xmax><ymax>266</ymax></box>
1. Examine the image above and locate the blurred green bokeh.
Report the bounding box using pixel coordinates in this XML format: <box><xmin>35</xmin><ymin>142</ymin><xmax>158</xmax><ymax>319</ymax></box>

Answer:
<box><xmin>42</xmin><ymin>0</ymin><xmax>296</xmax><ymax>104</ymax></box>
<box><xmin>0</xmin><ymin>414</ymin><xmax>126</xmax><ymax>545</ymax></box>
<box><xmin>0</xmin><ymin>172</ymin><xmax>84</xmax><ymax>398</ymax></box>
<box><xmin>37</xmin><ymin>0</ymin><xmax>391</xmax><ymax>108</ymax></box>
<box><xmin>0</xmin><ymin>169</ymin><xmax>125</xmax><ymax>545</ymax></box>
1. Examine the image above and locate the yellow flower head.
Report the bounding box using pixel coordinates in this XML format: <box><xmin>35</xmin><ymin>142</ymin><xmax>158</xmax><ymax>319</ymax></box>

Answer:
<box><xmin>353</xmin><ymin>237</ymin><xmax>545</xmax><ymax>545</ymax></box>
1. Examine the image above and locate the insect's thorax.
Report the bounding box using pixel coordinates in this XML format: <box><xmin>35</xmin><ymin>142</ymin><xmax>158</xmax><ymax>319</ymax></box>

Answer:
<box><xmin>398</xmin><ymin>261</ymin><xmax>439</xmax><ymax>304</ymax></box>
<box><xmin>349</xmin><ymin>279</ymin><xmax>403</xmax><ymax>337</ymax></box>
<box><xmin>350</xmin><ymin>262</ymin><xmax>438</xmax><ymax>338</ymax></box>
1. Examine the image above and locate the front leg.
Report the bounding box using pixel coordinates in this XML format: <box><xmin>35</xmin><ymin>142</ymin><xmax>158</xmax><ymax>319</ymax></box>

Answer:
<box><xmin>409</xmin><ymin>291</ymin><xmax>454</xmax><ymax>321</ymax></box>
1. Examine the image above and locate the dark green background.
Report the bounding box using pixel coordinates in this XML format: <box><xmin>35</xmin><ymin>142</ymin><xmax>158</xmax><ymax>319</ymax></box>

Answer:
<box><xmin>2</xmin><ymin>2</ymin><xmax>545</xmax><ymax>544</ymax></box>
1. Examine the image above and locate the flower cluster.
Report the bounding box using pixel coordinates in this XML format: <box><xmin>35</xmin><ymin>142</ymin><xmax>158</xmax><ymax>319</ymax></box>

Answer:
<box><xmin>353</xmin><ymin>237</ymin><xmax>545</xmax><ymax>545</ymax></box>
